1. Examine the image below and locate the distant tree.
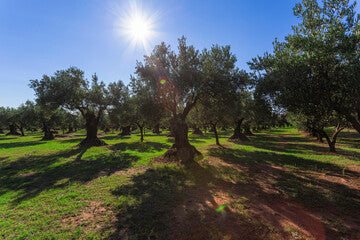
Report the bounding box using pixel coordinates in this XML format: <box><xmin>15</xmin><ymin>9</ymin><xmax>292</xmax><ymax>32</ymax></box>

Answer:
<box><xmin>288</xmin><ymin>111</ymin><xmax>347</xmax><ymax>152</ymax></box>
<box><xmin>197</xmin><ymin>45</ymin><xmax>240</xmax><ymax>145</ymax></box>
<box><xmin>129</xmin><ymin>77</ymin><xmax>165</xmax><ymax>142</ymax></box>
<box><xmin>34</xmin><ymin>105</ymin><xmax>63</xmax><ymax>140</ymax></box>
<box><xmin>30</xmin><ymin>67</ymin><xmax>124</xmax><ymax>147</ymax></box>
<box><xmin>0</xmin><ymin>107</ymin><xmax>21</xmax><ymax>135</ymax></box>
<box><xmin>17</xmin><ymin>101</ymin><xmax>38</xmax><ymax>136</ymax></box>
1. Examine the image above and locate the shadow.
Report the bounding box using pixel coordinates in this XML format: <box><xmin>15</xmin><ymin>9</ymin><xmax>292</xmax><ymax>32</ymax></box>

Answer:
<box><xmin>110</xmin><ymin>141</ymin><xmax>170</xmax><ymax>153</ymax></box>
<box><xmin>208</xmin><ymin>147</ymin><xmax>360</xmax><ymax>174</ymax></box>
<box><xmin>0</xmin><ymin>137</ymin><xmax>17</xmax><ymax>141</ymax></box>
<box><xmin>59</xmin><ymin>138</ymin><xmax>83</xmax><ymax>143</ymax></box>
<box><xmin>100</xmin><ymin>135</ymin><xmax>120</xmax><ymax>141</ymax></box>
<box><xmin>0</xmin><ymin>141</ymin><xmax>46</xmax><ymax>149</ymax></box>
<box><xmin>109</xmin><ymin>166</ymin><xmax>187</xmax><ymax>239</ymax></box>
<box><xmin>207</xmin><ymin>147</ymin><xmax>360</xmax><ymax>239</ymax></box>
<box><xmin>108</xmin><ymin>163</ymin><xmax>276</xmax><ymax>240</ymax></box>
<box><xmin>0</xmin><ymin>148</ymin><xmax>140</xmax><ymax>204</ymax></box>
<box><xmin>237</xmin><ymin>133</ymin><xmax>360</xmax><ymax>159</ymax></box>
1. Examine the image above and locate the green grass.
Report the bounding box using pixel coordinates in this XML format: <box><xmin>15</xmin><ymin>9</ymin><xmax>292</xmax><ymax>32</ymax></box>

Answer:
<box><xmin>0</xmin><ymin>127</ymin><xmax>359</xmax><ymax>239</ymax></box>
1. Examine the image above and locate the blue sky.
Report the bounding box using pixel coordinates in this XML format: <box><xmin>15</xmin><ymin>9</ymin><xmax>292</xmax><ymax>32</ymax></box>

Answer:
<box><xmin>0</xmin><ymin>0</ymin><xmax>303</xmax><ymax>107</ymax></box>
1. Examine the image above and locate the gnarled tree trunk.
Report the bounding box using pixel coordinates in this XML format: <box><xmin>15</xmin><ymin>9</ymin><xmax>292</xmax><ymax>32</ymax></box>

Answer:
<box><xmin>243</xmin><ymin>124</ymin><xmax>254</xmax><ymax>136</ymax></box>
<box><xmin>229</xmin><ymin>118</ymin><xmax>249</xmax><ymax>141</ymax></box>
<box><xmin>79</xmin><ymin>113</ymin><xmax>106</xmax><ymax>147</ymax></box>
<box><xmin>119</xmin><ymin>126</ymin><xmax>131</xmax><ymax>136</ymax></box>
<box><xmin>164</xmin><ymin>116</ymin><xmax>202</xmax><ymax>164</ymax></box>
<box><xmin>19</xmin><ymin>126</ymin><xmax>25</xmax><ymax>136</ymax></box>
<box><xmin>321</xmin><ymin>124</ymin><xmax>344</xmax><ymax>152</ymax></box>
<box><xmin>7</xmin><ymin>124</ymin><xmax>20</xmax><ymax>136</ymax></box>
<box><xmin>152</xmin><ymin>123</ymin><xmax>161</xmax><ymax>134</ymax></box>
<box><xmin>42</xmin><ymin>123</ymin><xmax>54</xmax><ymax>141</ymax></box>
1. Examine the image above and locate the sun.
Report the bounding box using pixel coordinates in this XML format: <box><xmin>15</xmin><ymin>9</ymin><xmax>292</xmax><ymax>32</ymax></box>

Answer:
<box><xmin>117</xmin><ymin>2</ymin><xmax>157</xmax><ymax>52</ymax></box>
<box><xmin>128</xmin><ymin>14</ymin><xmax>151</xmax><ymax>42</ymax></box>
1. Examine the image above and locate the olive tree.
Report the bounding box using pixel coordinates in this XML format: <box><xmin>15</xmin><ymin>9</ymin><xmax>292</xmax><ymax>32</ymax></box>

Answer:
<box><xmin>30</xmin><ymin>67</ymin><xmax>124</xmax><ymax>147</ymax></box>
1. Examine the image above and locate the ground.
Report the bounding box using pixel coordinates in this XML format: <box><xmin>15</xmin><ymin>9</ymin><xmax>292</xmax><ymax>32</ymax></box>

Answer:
<box><xmin>0</xmin><ymin>127</ymin><xmax>359</xmax><ymax>239</ymax></box>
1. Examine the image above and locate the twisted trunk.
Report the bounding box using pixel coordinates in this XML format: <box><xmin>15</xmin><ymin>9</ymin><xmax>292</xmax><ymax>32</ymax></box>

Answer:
<box><xmin>119</xmin><ymin>126</ymin><xmax>131</xmax><ymax>136</ymax></box>
<box><xmin>6</xmin><ymin>124</ymin><xmax>20</xmax><ymax>136</ymax></box>
<box><xmin>164</xmin><ymin>116</ymin><xmax>202</xmax><ymax>164</ymax></box>
<box><xmin>152</xmin><ymin>123</ymin><xmax>161</xmax><ymax>134</ymax></box>
<box><xmin>243</xmin><ymin>124</ymin><xmax>254</xmax><ymax>136</ymax></box>
<box><xmin>42</xmin><ymin>123</ymin><xmax>54</xmax><ymax>140</ymax></box>
<box><xmin>19</xmin><ymin>126</ymin><xmax>25</xmax><ymax>136</ymax></box>
<box><xmin>320</xmin><ymin>125</ymin><xmax>344</xmax><ymax>152</ymax></box>
<box><xmin>79</xmin><ymin>113</ymin><xmax>106</xmax><ymax>147</ymax></box>
<box><xmin>229</xmin><ymin>118</ymin><xmax>249</xmax><ymax>141</ymax></box>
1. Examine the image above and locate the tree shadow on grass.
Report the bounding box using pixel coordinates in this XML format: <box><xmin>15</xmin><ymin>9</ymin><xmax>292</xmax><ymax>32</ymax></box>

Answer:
<box><xmin>110</xmin><ymin>141</ymin><xmax>170</xmax><ymax>153</ymax></box>
<box><xmin>338</xmin><ymin>131</ymin><xmax>360</xmax><ymax>149</ymax></box>
<box><xmin>239</xmin><ymin>133</ymin><xmax>360</xmax><ymax>160</ymax></box>
<box><xmin>0</xmin><ymin>148</ymin><xmax>140</xmax><ymax>204</ymax></box>
<box><xmin>0</xmin><ymin>141</ymin><xmax>46</xmax><ymax>149</ymax></box>
<box><xmin>0</xmin><ymin>137</ymin><xmax>17</xmax><ymax>141</ymax></box>
<box><xmin>208</xmin><ymin>147</ymin><xmax>360</xmax><ymax>174</ymax></box>
<box><xmin>207</xmin><ymin>147</ymin><xmax>360</xmax><ymax>239</ymax></box>
<box><xmin>108</xmin><ymin>163</ymin><xmax>279</xmax><ymax>240</ymax></box>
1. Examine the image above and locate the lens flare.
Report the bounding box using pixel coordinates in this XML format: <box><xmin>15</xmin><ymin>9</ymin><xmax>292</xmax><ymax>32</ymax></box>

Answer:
<box><xmin>114</xmin><ymin>1</ymin><xmax>158</xmax><ymax>52</ymax></box>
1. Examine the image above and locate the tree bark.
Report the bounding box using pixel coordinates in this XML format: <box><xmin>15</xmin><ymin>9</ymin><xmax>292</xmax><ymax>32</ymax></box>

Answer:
<box><xmin>6</xmin><ymin>124</ymin><xmax>20</xmax><ymax>136</ymax></box>
<box><xmin>243</xmin><ymin>124</ymin><xmax>254</xmax><ymax>136</ymax></box>
<box><xmin>79</xmin><ymin>114</ymin><xmax>106</xmax><ymax>147</ymax></box>
<box><xmin>152</xmin><ymin>123</ymin><xmax>161</xmax><ymax>134</ymax></box>
<box><xmin>42</xmin><ymin>123</ymin><xmax>54</xmax><ymax>141</ymax></box>
<box><xmin>19</xmin><ymin>126</ymin><xmax>25</xmax><ymax>136</ymax></box>
<box><xmin>321</xmin><ymin>125</ymin><xmax>344</xmax><ymax>153</ymax></box>
<box><xmin>211</xmin><ymin>123</ymin><xmax>220</xmax><ymax>146</ymax></box>
<box><xmin>229</xmin><ymin>118</ymin><xmax>249</xmax><ymax>141</ymax></box>
<box><xmin>140</xmin><ymin>126</ymin><xmax>144</xmax><ymax>142</ymax></box>
<box><xmin>164</xmin><ymin>116</ymin><xmax>202</xmax><ymax>164</ymax></box>
<box><xmin>119</xmin><ymin>126</ymin><xmax>131</xmax><ymax>136</ymax></box>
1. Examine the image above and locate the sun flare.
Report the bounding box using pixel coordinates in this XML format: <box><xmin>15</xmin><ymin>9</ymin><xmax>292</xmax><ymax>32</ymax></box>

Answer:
<box><xmin>117</xmin><ymin>2</ymin><xmax>157</xmax><ymax>52</ymax></box>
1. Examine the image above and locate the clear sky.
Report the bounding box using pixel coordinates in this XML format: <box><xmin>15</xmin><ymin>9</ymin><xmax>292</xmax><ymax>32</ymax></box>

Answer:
<box><xmin>0</xmin><ymin>0</ymin><xmax>303</xmax><ymax>107</ymax></box>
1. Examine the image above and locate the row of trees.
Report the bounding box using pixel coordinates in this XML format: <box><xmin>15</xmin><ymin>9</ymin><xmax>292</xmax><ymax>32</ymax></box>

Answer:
<box><xmin>2</xmin><ymin>0</ymin><xmax>357</xmax><ymax>160</ymax></box>
<box><xmin>1</xmin><ymin>38</ymin><xmax>280</xmax><ymax>164</ymax></box>
<box><xmin>249</xmin><ymin>0</ymin><xmax>360</xmax><ymax>152</ymax></box>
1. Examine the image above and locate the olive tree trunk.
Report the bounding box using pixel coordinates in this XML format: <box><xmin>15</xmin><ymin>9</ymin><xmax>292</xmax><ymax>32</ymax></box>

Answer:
<box><xmin>152</xmin><ymin>123</ymin><xmax>161</xmax><ymax>134</ymax></box>
<box><xmin>79</xmin><ymin>114</ymin><xmax>106</xmax><ymax>147</ymax></box>
<box><xmin>210</xmin><ymin>123</ymin><xmax>220</xmax><ymax>146</ymax></box>
<box><xmin>42</xmin><ymin>123</ymin><xmax>54</xmax><ymax>141</ymax></box>
<box><xmin>164</xmin><ymin>116</ymin><xmax>202</xmax><ymax>164</ymax></box>
<box><xmin>119</xmin><ymin>126</ymin><xmax>131</xmax><ymax>136</ymax></box>
<box><xmin>6</xmin><ymin>124</ymin><xmax>20</xmax><ymax>136</ymax></box>
<box><xmin>320</xmin><ymin>125</ymin><xmax>344</xmax><ymax>152</ymax></box>
<box><xmin>229</xmin><ymin>118</ymin><xmax>249</xmax><ymax>141</ymax></box>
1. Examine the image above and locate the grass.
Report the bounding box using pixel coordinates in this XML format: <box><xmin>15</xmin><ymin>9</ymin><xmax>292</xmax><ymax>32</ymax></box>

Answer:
<box><xmin>0</xmin><ymin>127</ymin><xmax>359</xmax><ymax>239</ymax></box>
